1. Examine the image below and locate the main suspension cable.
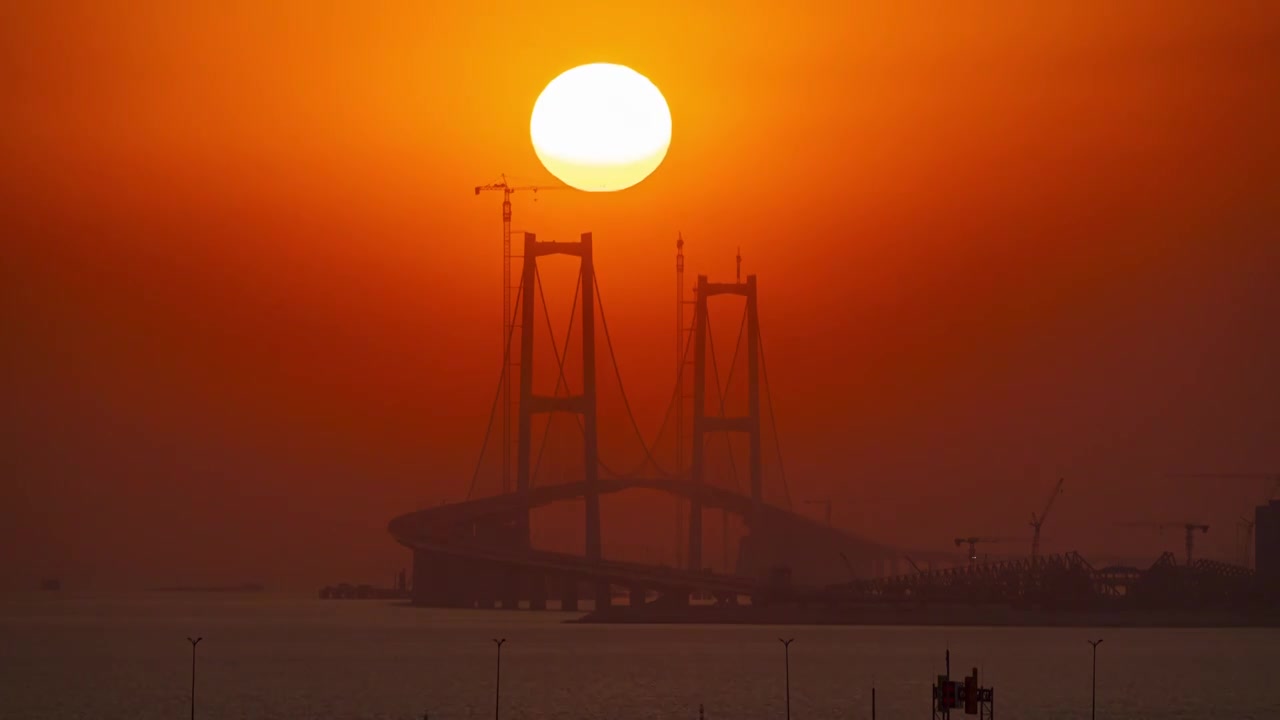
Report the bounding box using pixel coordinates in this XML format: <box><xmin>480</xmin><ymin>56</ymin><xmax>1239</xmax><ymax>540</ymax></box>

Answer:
<box><xmin>465</xmin><ymin>273</ymin><xmax>525</xmax><ymax>501</ymax></box>
<box><xmin>530</xmin><ymin>266</ymin><xmax>581</xmax><ymax>488</ymax></box>
<box><xmin>527</xmin><ymin>266</ymin><xmax>637</xmax><ymax>479</ymax></box>
<box><xmin>721</xmin><ymin>307</ymin><xmax>748</xmax><ymax>397</ymax></box>
<box><xmin>704</xmin><ymin>312</ymin><xmax>741</xmax><ymax>491</ymax></box>
<box><xmin>757</xmin><ymin>325</ymin><xmax>793</xmax><ymax>508</ymax></box>
<box><xmin>593</xmin><ymin>273</ymin><xmax>675</xmax><ymax>478</ymax></box>
<box><xmin>600</xmin><ymin>318</ymin><xmax>696</xmax><ymax>480</ymax></box>
<box><xmin>718</xmin><ymin>307</ymin><xmax>749</xmax><ymax>490</ymax></box>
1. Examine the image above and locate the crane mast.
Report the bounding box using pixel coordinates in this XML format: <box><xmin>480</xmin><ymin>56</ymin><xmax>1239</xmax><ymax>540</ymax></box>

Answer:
<box><xmin>1029</xmin><ymin>477</ymin><xmax>1064</xmax><ymax>566</ymax></box>
<box><xmin>1122</xmin><ymin>521</ymin><xmax>1210</xmax><ymax>566</ymax></box>
<box><xmin>1238</xmin><ymin>516</ymin><xmax>1256</xmax><ymax>569</ymax></box>
<box><xmin>501</xmin><ymin>187</ymin><xmax>512</xmax><ymax>493</ymax></box>
<box><xmin>1170</xmin><ymin>472</ymin><xmax>1278</xmax><ymax>568</ymax></box>
<box><xmin>474</xmin><ymin>175</ymin><xmax>563</xmax><ymax>494</ymax></box>
<box><xmin>1178</xmin><ymin>523</ymin><xmax>1210</xmax><ymax>566</ymax></box>
<box><xmin>675</xmin><ymin>233</ymin><xmax>685</xmax><ymax>567</ymax></box>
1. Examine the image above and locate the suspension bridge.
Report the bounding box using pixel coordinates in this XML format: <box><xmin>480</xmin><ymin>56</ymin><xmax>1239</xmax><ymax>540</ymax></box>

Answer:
<box><xmin>386</xmin><ymin>230</ymin><xmax>1277</xmax><ymax>619</ymax></box>
<box><xmin>387</xmin><ymin>231</ymin><xmax>911</xmax><ymax>610</ymax></box>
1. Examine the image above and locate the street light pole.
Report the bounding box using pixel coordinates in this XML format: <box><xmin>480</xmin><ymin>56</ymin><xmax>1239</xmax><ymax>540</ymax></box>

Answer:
<box><xmin>186</xmin><ymin>637</ymin><xmax>202</xmax><ymax>720</ymax></box>
<box><xmin>1088</xmin><ymin>638</ymin><xmax>1103</xmax><ymax>720</ymax></box>
<box><xmin>778</xmin><ymin>638</ymin><xmax>794</xmax><ymax>720</ymax></box>
<box><xmin>492</xmin><ymin>638</ymin><xmax>506</xmax><ymax>720</ymax></box>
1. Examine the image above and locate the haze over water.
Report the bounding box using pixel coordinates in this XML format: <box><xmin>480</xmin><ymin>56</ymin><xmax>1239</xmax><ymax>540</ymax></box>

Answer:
<box><xmin>2</xmin><ymin>592</ymin><xmax>1274</xmax><ymax>720</ymax></box>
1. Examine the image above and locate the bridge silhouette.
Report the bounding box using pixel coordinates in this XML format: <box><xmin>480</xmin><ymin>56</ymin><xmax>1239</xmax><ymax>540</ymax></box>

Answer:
<box><xmin>387</xmin><ymin>232</ymin><xmax>930</xmax><ymax>610</ymax></box>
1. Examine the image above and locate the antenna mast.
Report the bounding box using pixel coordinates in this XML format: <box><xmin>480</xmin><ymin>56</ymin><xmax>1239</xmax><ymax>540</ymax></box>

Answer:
<box><xmin>675</xmin><ymin>233</ymin><xmax>686</xmax><ymax>567</ymax></box>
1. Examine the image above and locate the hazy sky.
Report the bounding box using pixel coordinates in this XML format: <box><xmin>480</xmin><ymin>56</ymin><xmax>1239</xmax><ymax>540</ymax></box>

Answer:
<box><xmin>3</xmin><ymin>3</ymin><xmax>1279</xmax><ymax>589</ymax></box>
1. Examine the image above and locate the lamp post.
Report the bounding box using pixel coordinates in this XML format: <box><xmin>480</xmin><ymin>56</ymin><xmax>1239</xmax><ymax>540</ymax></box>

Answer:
<box><xmin>186</xmin><ymin>637</ymin><xmax>202</xmax><ymax>720</ymax></box>
<box><xmin>1088</xmin><ymin>638</ymin><xmax>1103</xmax><ymax>720</ymax></box>
<box><xmin>778</xmin><ymin>638</ymin><xmax>794</xmax><ymax>720</ymax></box>
<box><xmin>492</xmin><ymin>638</ymin><xmax>506</xmax><ymax>720</ymax></box>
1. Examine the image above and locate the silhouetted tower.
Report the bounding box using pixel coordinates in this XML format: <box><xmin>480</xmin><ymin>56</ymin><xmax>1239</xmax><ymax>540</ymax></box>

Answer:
<box><xmin>515</xmin><ymin>232</ymin><xmax>602</xmax><ymax>582</ymax></box>
<box><xmin>688</xmin><ymin>272</ymin><xmax>763</xmax><ymax>571</ymax></box>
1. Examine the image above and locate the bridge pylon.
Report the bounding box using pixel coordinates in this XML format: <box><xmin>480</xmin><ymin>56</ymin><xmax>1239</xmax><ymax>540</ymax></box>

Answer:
<box><xmin>515</xmin><ymin>232</ymin><xmax>607</xmax><ymax>605</ymax></box>
<box><xmin>688</xmin><ymin>273</ymin><xmax>763</xmax><ymax>573</ymax></box>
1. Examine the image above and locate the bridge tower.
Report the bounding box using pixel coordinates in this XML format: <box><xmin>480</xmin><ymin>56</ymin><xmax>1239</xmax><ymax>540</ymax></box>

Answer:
<box><xmin>688</xmin><ymin>273</ymin><xmax>763</xmax><ymax>572</ymax></box>
<box><xmin>515</xmin><ymin>232</ymin><xmax>606</xmax><ymax>604</ymax></box>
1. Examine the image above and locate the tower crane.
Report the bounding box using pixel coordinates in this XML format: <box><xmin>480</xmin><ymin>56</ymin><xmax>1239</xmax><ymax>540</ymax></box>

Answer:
<box><xmin>953</xmin><ymin>536</ymin><xmax>1023</xmax><ymax>568</ymax></box>
<box><xmin>1170</xmin><ymin>472</ymin><xmax>1277</xmax><ymax>569</ymax></box>
<box><xmin>473</xmin><ymin>174</ymin><xmax>566</xmax><ymax>493</ymax></box>
<box><xmin>1121</xmin><ymin>522</ymin><xmax>1209</xmax><ymax>566</ymax></box>
<box><xmin>1029</xmin><ymin>477</ymin><xmax>1064</xmax><ymax>566</ymax></box>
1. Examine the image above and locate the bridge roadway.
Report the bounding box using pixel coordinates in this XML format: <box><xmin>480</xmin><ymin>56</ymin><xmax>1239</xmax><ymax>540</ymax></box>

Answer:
<box><xmin>390</xmin><ymin>478</ymin><xmax>787</xmax><ymax>604</ymax></box>
<box><xmin>388</xmin><ymin>477</ymin><xmax>914</xmax><ymax>606</ymax></box>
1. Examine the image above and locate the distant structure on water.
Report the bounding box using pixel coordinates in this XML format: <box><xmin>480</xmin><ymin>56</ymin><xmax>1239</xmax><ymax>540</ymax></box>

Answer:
<box><xmin>319</xmin><ymin>569</ymin><xmax>409</xmax><ymax>600</ymax></box>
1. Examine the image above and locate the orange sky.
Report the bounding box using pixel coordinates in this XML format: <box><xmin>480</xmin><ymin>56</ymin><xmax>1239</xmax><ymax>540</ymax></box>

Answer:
<box><xmin>3</xmin><ymin>3</ymin><xmax>1279</xmax><ymax>589</ymax></box>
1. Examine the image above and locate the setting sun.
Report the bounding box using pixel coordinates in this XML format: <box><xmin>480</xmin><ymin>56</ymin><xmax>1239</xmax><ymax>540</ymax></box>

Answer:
<box><xmin>530</xmin><ymin>63</ymin><xmax>672</xmax><ymax>192</ymax></box>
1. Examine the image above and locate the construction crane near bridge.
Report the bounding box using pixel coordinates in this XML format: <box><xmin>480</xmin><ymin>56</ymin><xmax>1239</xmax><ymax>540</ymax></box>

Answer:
<box><xmin>1169</xmin><ymin>472</ymin><xmax>1278</xmax><ymax>569</ymax></box>
<box><xmin>1122</xmin><ymin>521</ymin><xmax>1210</xmax><ymax>566</ymax></box>
<box><xmin>473</xmin><ymin>174</ymin><xmax>566</xmax><ymax>493</ymax></box>
<box><xmin>1029</xmin><ymin>477</ymin><xmax>1064</xmax><ymax>566</ymax></box>
<box><xmin>1238</xmin><ymin>515</ymin><xmax>1257</xmax><ymax>569</ymax></box>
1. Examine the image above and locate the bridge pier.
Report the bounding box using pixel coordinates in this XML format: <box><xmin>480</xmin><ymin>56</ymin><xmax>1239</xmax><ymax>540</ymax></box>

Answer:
<box><xmin>657</xmin><ymin>587</ymin><xmax>690</xmax><ymax>607</ymax></box>
<box><xmin>446</xmin><ymin>555</ymin><xmax>478</xmax><ymax>608</ymax></box>
<box><xmin>411</xmin><ymin>549</ymin><xmax>441</xmax><ymax>606</ymax></box>
<box><xmin>629</xmin><ymin>586</ymin><xmax>647</xmax><ymax>607</ymax></box>
<box><xmin>595</xmin><ymin>581</ymin><xmax>612</xmax><ymax>611</ymax></box>
<box><xmin>502</xmin><ymin>567</ymin><xmax>520</xmax><ymax>610</ymax></box>
<box><xmin>529</xmin><ymin>572</ymin><xmax>547</xmax><ymax>610</ymax></box>
<box><xmin>413</xmin><ymin>549</ymin><xmax>487</xmax><ymax>608</ymax></box>
<box><xmin>560</xmin><ymin>574</ymin><xmax>579</xmax><ymax>612</ymax></box>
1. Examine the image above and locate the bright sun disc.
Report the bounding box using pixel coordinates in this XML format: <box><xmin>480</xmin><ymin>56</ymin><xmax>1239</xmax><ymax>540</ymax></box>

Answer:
<box><xmin>530</xmin><ymin>63</ymin><xmax>672</xmax><ymax>192</ymax></box>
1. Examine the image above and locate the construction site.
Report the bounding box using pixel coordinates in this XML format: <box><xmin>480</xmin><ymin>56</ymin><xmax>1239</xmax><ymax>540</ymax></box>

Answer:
<box><xmin>386</xmin><ymin>180</ymin><xmax>1280</xmax><ymax>625</ymax></box>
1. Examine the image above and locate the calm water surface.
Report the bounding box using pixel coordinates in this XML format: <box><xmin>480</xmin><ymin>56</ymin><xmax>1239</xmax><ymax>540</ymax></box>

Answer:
<box><xmin>0</xmin><ymin>592</ymin><xmax>1274</xmax><ymax>719</ymax></box>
